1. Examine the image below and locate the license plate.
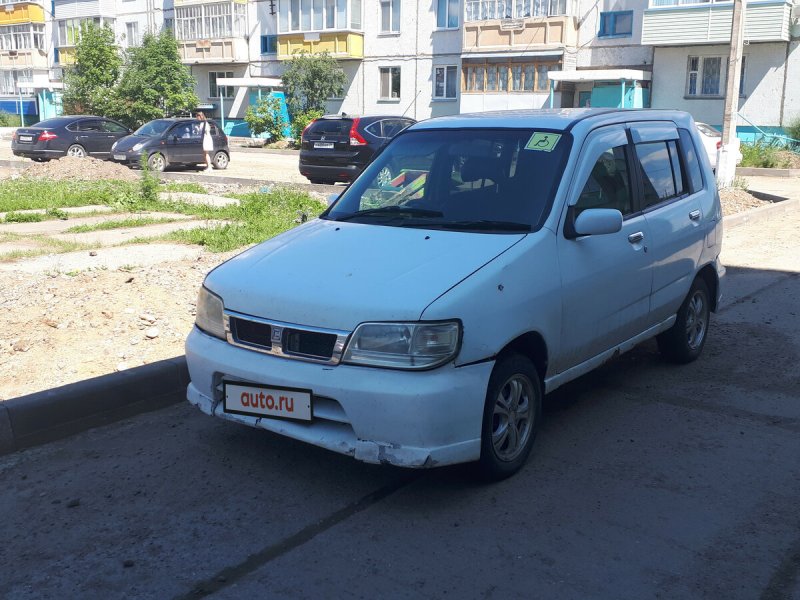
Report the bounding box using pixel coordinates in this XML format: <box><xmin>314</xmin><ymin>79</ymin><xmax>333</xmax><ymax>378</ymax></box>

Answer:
<box><xmin>114</xmin><ymin>154</ymin><xmax>126</xmax><ymax>161</ymax></box>
<box><xmin>19</xmin><ymin>135</ymin><xmax>33</xmax><ymax>142</ymax></box>
<box><xmin>314</xmin><ymin>142</ymin><xmax>334</xmax><ymax>149</ymax></box>
<box><xmin>223</xmin><ymin>382</ymin><xmax>312</xmax><ymax>421</ymax></box>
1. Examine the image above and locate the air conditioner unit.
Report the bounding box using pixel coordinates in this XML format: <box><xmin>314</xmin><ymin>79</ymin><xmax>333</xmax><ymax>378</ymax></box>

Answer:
<box><xmin>8</xmin><ymin>50</ymin><xmax>18</xmax><ymax>57</ymax></box>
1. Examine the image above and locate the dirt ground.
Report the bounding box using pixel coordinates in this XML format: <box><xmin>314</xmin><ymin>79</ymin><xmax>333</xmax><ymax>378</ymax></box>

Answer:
<box><xmin>0</xmin><ymin>165</ymin><xmax>784</xmax><ymax>400</ymax></box>
<box><xmin>19</xmin><ymin>156</ymin><xmax>140</xmax><ymax>182</ymax></box>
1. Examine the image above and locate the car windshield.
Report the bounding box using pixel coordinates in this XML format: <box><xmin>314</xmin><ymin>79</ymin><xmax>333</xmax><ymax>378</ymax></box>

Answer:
<box><xmin>323</xmin><ymin>128</ymin><xmax>573</xmax><ymax>233</ymax></box>
<box><xmin>134</xmin><ymin>120</ymin><xmax>173</xmax><ymax>137</ymax></box>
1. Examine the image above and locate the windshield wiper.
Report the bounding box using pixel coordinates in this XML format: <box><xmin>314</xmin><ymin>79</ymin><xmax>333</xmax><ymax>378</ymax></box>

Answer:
<box><xmin>336</xmin><ymin>206</ymin><xmax>443</xmax><ymax>221</ymax></box>
<box><xmin>435</xmin><ymin>220</ymin><xmax>531</xmax><ymax>232</ymax></box>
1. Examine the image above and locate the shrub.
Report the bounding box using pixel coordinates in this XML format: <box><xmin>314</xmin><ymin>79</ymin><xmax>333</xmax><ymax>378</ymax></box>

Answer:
<box><xmin>739</xmin><ymin>141</ymin><xmax>783</xmax><ymax>168</ymax></box>
<box><xmin>244</xmin><ymin>96</ymin><xmax>288</xmax><ymax>142</ymax></box>
<box><xmin>139</xmin><ymin>154</ymin><xmax>160</xmax><ymax>204</ymax></box>
<box><xmin>785</xmin><ymin>116</ymin><xmax>800</xmax><ymax>149</ymax></box>
<box><xmin>0</xmin><ymin>111</ymin><xmax>21</xmax><ymax>127</ymax></box>
<box><xmin>290</xmin><ymin>109</ymin><xmax>323</xmax><ymax>146</ymax></box>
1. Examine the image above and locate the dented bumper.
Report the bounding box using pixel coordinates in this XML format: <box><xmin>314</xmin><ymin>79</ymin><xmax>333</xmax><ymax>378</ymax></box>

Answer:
<box><xmin>185</xmin><ymin>327</ymin><xmax>493</xmax><ymax>468</ymax></box>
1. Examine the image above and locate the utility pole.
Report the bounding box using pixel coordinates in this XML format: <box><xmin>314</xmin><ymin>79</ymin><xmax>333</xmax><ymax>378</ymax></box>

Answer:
<box><xmin>717</xmin><ymin>0</ymin><xmax>746</xmax><ymax>188</ymax></box>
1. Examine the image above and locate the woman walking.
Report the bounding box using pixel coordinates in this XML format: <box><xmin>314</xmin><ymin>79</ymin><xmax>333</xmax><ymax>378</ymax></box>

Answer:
<box><xmin>196</xmin><ymin>111</ymin><xmax>214</xmax><ymax>171</ymax></box>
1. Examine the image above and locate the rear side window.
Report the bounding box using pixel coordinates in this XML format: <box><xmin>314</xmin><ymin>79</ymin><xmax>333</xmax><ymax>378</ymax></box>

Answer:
<box><xmin>363</xmin><ymin>121</ymin><xmax>383</xmax><ymax>137</ymax></box>
<box><xmin>575</xmin><ymin>146</ymin><xmax>633</xmax><ymax>216</ymax></box>
<box><xmin>307</xmin><ymin>119</ymin><xmax>352</xmax><ymax>135</ymax></box>
<box><xmin>78</xmin><ymin>120</ymin><xmax>104</xmax><ymax>132</ymax></box>
<box><xmin>101</xmin><ymin>121</ymin><xmax>129</xmax><ymax>133</ymax></box>
<box><xmin>678</xmin><ymin>128</ymin><xmax>704</xmax><ymax>193</ymax></box>
<box><xmin>636</xmin><ymin>140</ymin><xmax>686</xmax><ymax>209</ymax></box>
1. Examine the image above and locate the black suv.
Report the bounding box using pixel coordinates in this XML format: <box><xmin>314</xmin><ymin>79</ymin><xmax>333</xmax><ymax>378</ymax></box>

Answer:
<box><xmin>110</xmin><ymin>118</ymin><xmax>230</xmax><ymax>171</ymax></box>
<box><xmin>299</xmin><ymin>115</ymin><xmax>415</xmax><ymax>184</ymax></box>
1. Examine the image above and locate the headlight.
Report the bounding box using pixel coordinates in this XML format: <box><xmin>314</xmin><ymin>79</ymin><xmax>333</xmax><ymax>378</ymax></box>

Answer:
<box><xmin>342</xmin><ymin>321</ymin><xmax>461</xmax><ymax>370</ymax></box>
<box><xmin>195</xmin><ymin>286</ymin><xmax>226</xmax><ymax>340</ymax></box>
<box><xmin>132</xmin><ymin>142</ymin><xmax>144</xmax><ymax>152</ymax></box>
<box><xmin>111</xmin><ymin>141</ymin><xmax>118</xmax><ymax>151</ymax></box>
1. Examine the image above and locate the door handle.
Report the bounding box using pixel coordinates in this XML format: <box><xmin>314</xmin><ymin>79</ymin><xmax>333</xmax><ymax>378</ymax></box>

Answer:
<box><xmin>628</xmin><ymin>231</ymin><xmax>644</xmax><ymax>244</ymax></box>
<box><xmin>689</xmin><ymin>209</ymin><xmax>701</xmax><ymax>221</ymax></box>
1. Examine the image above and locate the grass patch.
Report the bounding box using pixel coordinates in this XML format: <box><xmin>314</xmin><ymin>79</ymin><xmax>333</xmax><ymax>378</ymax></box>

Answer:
<box><xmin>162</xmin><ymin>182</ymin><xmax>208</xmax><ymax>194</ymax></box>
<box><xmin>64</xmin><ymin>217</ymin><xmax>181</xmax><ymax>234</ymax></box>
<box><xmin>0</xmin><ymin>180</ymin><xmax>141</xmax><ymax>213</ymax></box>
<box><xmin>165</xmin><ymin>187</ymin><xmax>324</xmax><ymax>252</ymax></box>
<box><xmin>739</xmin><ymin>141</ymin><xmax>794</xmax><ymax>169</ymax></box>
<box><xmin>3</xmin><ymin>211</ymin><xmax>44</xmax><ymax>223</ymax></box>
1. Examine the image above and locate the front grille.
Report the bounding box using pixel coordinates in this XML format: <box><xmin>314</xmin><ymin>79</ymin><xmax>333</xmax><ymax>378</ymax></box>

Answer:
<box><xmin>284</xmin><ymin>329</ymin><xmax>337</xmax><ymax>360</ymax></box>
<box><xmin>230</xmin><ymin>317</ymin><xmax>272</xmax><ymax>350</ymax></box>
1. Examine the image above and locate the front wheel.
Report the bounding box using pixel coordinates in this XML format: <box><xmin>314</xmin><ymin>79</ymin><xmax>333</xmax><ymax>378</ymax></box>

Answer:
<box><xmin>657</xmin><ymin>277</ymin><xmax>711</xmax><ymax>364</ymax></box>
<box><xmin>147</xmin><ymin>153</ymin><xmax>166</xmax><ymax>172</ymax></box>
<box><xmin>212</xmin><ymin>151</ymin><xmax>229</xmax><ymax>170</ymax></box>
<box><xmin>66</xmin><ymin>144</ymin><xmax>86</xmax><ymax>158</ymax></box>
<box><xmin>477</xmin><ymin>353</ymin><xmax>542</xmax><ymax>481</ymax></box>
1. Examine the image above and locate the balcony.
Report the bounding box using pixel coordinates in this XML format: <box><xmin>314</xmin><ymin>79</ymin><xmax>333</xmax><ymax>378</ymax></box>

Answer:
<box><xmin>276</xmin><ymin>31</ymin><xmax>364</xmax><ymax>60</ymax></box>
<box><xmin>177</xmin><ymin>38</ymin><xmax>249</xmax><ymax>63</ymax></box>
<box><xmin>0</xmin><ymin>48</ymin><xmax>48</xmax><ymax>69</ymax></box>
<box><xmin>642</xmin><ymin>0</ymin><xmax>796</xmax><ymax>45</ymax></box>
<box><xmin>173</xmin><ymin>0</ymin><xmax>249</xmax><ymax>62</ymax></box>
<box><xmin>0</xmin><ymin>1</ymin><xmax>45</xmax><ymax>25</ymax></box>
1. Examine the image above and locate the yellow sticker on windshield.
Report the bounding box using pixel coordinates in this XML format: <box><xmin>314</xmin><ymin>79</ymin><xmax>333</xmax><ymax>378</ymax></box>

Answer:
<box><xmin>525</xmin><ymin>132</ymin><xmax>562</xmax><ymax>152</ymax></box>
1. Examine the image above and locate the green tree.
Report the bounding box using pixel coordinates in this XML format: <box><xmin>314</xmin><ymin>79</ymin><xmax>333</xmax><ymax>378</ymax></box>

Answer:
<box><xmin>62</xmin><ymin>22</ymin><xmax>122</xmax><ymax>115</ymax></box>
<box><xmin>108</xmin><ymin>30</ymin><xmax>198</xmax><ymax>128</ymax></box>
<box><xmin>281</xmin><ymin>51</ymin><xmax>346</xmax><ymax>115</ymax></box>
<box><xmin>289</xmin><ymin>109</ymin><xmax>323</xmax><ymax>143</ymax></box>
<box><xmin>244</xmin><ymin>96</ymin><xmax>288</xmax><ymax>141</ymax></box>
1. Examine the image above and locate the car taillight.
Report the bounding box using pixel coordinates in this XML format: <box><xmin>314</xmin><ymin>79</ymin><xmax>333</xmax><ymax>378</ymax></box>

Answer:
<box><xmin>39</xmin><ymin>131</ymin><xmax>57</xmax><ymax>142</ymax></box>
<box><xmin>716</xmin><ymin>140</ymin><xmax>722</xmax><ymax>150</ymax></box>
<box><xmin>301</xmin><ymin>120</ymin><xmax>316</xmax><ymax>141</ymax></box>
<box><xmin>11</xmin><ymin>130</ymin><xmax>16</xmax><ymax>141</ymax></box>
<box><xmin>349</xmin><ymin>118</ymin><xmax>367</xmax><ymax>146</ymax></box>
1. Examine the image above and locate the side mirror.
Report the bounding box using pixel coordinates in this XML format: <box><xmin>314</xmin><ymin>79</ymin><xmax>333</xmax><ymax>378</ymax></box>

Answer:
<box><xmin>326</xmin><ymin>193</ymin><xmax>340</xmax><ymax>207</ymax></box>
<box><xmin>566</xmin><ymin>208</ymin><xmax>623</xmax><ymax>239</ymax></box>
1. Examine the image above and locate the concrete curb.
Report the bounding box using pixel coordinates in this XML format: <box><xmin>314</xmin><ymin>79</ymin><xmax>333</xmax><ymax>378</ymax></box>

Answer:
<box><xmin>723</xmin><ymin>197</ymin><xmax>800</xmax><ymax>230</ymax></box>
<box><xmin>737</xmin><ymin>167</ymin><xmax>800</xmax><ymax>178</ymax></box>
<box><xmin>0</xmin><ymin>356</ymin><xmax>188</xmax><ymax>457</ymax></box>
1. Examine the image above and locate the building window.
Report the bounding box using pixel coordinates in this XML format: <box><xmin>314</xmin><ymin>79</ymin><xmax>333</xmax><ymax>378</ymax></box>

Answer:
<box><xmin>434</xmin><ymin>65</ymin><xmax>457</xmax><ymax>99</ymax></box>
<box><xmin>463</xmin><ymin>61</ymin><xmax>560</xmax><ymax>93</ymax></box>
<box><xmin>209</xmin><ymin>71</ymin><xmax>235</xmax><ymax>98</ymax></box>
<box><xmin>0</xmin><ymin>24</ymin><xmax>45</xmax><ymax>50</ymax></box>
<box><xmin>379</xmin><ymin>66</ymin><xmax>401</xmax><ymax>100</ymax></box>
<box><xmin>279</xmin><ymin>0</ymin><xmax>360</xmax><ymax>32</ymax></box>
<box><xmin>0</xmin><ymin>68</ymin><xmax>33</xmax><ymax>95</ymax></box>
<box><xmin>175</xmin><ymin>2</ymin><xmax>246</xmax><ymax>41</ymax></box>
<box><xmin>261</xmin><ymin>34</ymin><xmax>278</xmax><ymax>53</ymax></box>
<box><xmin>380</xmin><ymin>0</ymin><xmax>399</xmax><ymax>33</ymax></box>
<box><xmin>125</xmin><ymin>22</ymin><xmax>139</xmax><ymax>46</ymax></box>
<box><xmin>436</xmin><ymin>0</ymin><xmax>459</xmax><ymax>28</ymax></box>
<box><xmin>598</xmin><ymin>11</ymin><xmax>633</xmax><ymax>37</ymax></box>
<box><xmin>466</xmin><ymin>0</ymin><xmax>568</xmax><ymax>21</ymax></box>
<box><xmin>56</xmin><ymin>17</ymin><xmax>114</xmax><ymax>47</ymax></box>
<box><xmin>163</xmin><ymin>18</ymin><xmax>174</xmax><ymax>32</ymax></box>
<box><xmin>686</xmin><ymin>56</ymin><xmax>726</xmax><ymax>97</ymax></box>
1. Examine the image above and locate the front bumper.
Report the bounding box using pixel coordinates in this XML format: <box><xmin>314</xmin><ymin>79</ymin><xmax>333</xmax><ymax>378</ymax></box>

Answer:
<box><xmin>186</xmin><ymin>327</ymin><xmax>493</xmax><ymax>468</ymax></box>
<box><xmin>110</xmin><ymin>149</ymin><xmax>145</xmax><ymax>166</ymax></box>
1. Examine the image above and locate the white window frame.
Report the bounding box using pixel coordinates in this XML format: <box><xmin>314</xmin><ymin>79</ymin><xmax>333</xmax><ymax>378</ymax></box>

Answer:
<box><xmin>278</xmin><ymin>0</ymin><xmax>360</xmax><ymax>32</ymax></box>
<box><xmin>436</xmin><ymin>0</ymin><xmax>460</xmax><ymax>28</ymax></box>
<box><xmin>380</xmin><ymin>0</ymin><xmax>400</xmax><ymax>33</ymax></box>
<box><xmin>125</xmin><ymin>21</ymin><xmax>139</xmax><ymax>47</ymax></box>
<box><xmin>56</xmin><ymin>17</ymin><xmax>113</xmax><ymax>47</ymax></box>
<box><xmin>433</xmin><ymin>65</ymin><xmax>458</xmax><ymax>99</ymax></box>
<box><xmin>209</xmin><ymin>70</ymin><xmax>235</xmax><ymax>99</ymax></box>
<box><xmin>175</xmin><ymin>2</ymin><xmax>246</xmax><ymax>41</ymax></box>
<box><xmin>0</xmin><ymin>68</ymin><xmax>34</xmax><ymax>95</ymax></box>
<box><xmin>379</xmin><ymin>66</ymin><xmax>401</xmax><ymax>100</ymax></box>
<box><xmin>685</xmin><ymin>55</ymin><xmax>744</xmax><ymax>98</ymax></box>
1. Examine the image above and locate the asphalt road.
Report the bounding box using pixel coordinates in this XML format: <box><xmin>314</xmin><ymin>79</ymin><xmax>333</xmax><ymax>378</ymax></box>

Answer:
<box><xmin>1</xmin><ymin>213</ymin><xmax>799</xmax><ymax>600</ymax></box>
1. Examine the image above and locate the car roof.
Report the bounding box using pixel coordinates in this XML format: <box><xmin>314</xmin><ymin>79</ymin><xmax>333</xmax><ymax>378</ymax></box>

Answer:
<box><xmin>317</xmin><ymin>114</ymin><xmax>415</xmax><ymax>122</ymax></box>
<box><xmin>410</xmin><ymin>108</ymin><xmax>697</xmax><ymax>136</ymax></box>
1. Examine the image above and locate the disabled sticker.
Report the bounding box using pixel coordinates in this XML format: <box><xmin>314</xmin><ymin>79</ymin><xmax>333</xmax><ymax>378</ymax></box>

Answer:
<box><xmin>525</xmin><ymin>132</ymin><xmax>562</xmax><ymax>152</ymax></box>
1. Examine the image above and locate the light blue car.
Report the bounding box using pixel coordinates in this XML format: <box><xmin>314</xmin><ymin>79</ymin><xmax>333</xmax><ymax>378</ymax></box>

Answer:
<box><xmin>186</xmin><ymin>108</ymin><xmax>724</xmax><ymax>480</ymax></box>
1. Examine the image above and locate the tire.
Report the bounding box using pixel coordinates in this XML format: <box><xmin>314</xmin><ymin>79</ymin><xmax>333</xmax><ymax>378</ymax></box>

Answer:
<box><xmin>657</xmin><ymin>277</ymin><xmax>711</xmax><ymax>364</ymax></box>
<box><xmin>477</xmin><ymin>353</ymin><xmax>542</xmax><ymax>481</ymax></box>
<box><xmin>376</xmin><ymin>165</ymin><xmax>394</xmax><ymax>187</ymax></box>
<box><xmin>147</xmin><ymin>153</ymin><xmax>167</xmax><ymax>172</ymax></box>
<box><xmin>32</xmin><ymin>157</ymin><xmax>48</xmax><ymax>163</ymax></box>
<box><xmin>66</xmin><ymin>144</ymin><xmax>86</xmax><ymax>158</ymax></box>
<box><xmin>212</xmin><ymin>151</ymin><xmax>229</xmax><ymax>170</ymax></box>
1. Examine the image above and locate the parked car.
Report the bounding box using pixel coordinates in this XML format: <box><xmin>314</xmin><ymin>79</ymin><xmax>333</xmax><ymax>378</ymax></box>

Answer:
<box><xmin>299</xmin><ymin>114</ymin><xmax>415</xmax><ymax>184</ymax></box>
<box><xmin>186</xmin><ymin>109</ymin><xmax>724</xmax><ymax>480</ymax></box>
<box><xmin>110</xmin><ymin>118</ymin><xmax>229</xmax><ymax>172</ymax></box>
<box><xmin>11</xmin><ymin>116</ymin><xmax>132</xmax><ymax>162</ymax></box>
<box><xmin>695</xmin><ymin>122</ymin><xmax>742</xmax><ymax>171</ymax></box>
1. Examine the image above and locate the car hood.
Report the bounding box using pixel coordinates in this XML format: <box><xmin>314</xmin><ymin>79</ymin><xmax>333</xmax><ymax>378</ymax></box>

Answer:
<box><xmin>113</xmin><ymin>135</ymin><xmax>153</xmax><ymax>151</ymax></box>
<box><xmin>204</xmin><ymin>218</ymin><xmax>525</xmax><ymax>331</ymax></box>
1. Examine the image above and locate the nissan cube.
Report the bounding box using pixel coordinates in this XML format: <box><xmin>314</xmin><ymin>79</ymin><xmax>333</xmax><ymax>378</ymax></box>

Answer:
<box><xmin>186</xmin><ymin>109</ymin><xmax>724</xmax><ymax>479</ymax></box>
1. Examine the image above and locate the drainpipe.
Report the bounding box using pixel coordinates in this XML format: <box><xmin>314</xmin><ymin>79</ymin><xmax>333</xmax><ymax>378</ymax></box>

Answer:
<box><xmin>18</xmin><ymin>87</ymin><xmax>25</xmax><ymax>127</ymax></box>
<box><xmin>620</xmin><ymin>79</ymin><xmax>626</xmax><ymax>108</ymax></box>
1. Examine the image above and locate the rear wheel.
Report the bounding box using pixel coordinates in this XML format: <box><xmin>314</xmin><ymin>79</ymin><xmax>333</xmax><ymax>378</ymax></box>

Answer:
<box><xmin>477</xmin><ymin>353</ymin><xmax>542</xmax><ymax>481</ymax></box>
<box><xmin>657</xmin><ymin>277</ymin><xmax>711</xmax><ymax>364</ymax></box>
<box><xmin>66</xmin><ymin>144</ymin><xmax>86</xmax><ymax>158</ymax></box>
<box><xmin>212</xmin><ymin>151</ymin><xmax>229</xmax><ymax>170</ymax></box>
<box><xmin>147</xmin><ymin>153</ymin><xmax>167</xmax><ymax>172</ymax></box>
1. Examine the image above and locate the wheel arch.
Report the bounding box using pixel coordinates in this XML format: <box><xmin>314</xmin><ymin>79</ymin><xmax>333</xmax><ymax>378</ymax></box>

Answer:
<box><xmin>696</xmin><ymin>263</ymin><xmax>719</xmax><ymax>312</ymax></box>
<box><xmin>498</xmin><ymin>331</ymin><xmax>549</xmax><ymax>384</ymax></box>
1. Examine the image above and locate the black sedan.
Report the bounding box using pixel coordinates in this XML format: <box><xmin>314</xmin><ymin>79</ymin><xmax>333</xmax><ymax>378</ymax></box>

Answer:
<box><xmin>12</xmin><ymin>116</ymin><xmax>132</xmax><ymax>162</ymax></box>
<box><xmin>110</xmin><ymin>118</ymin><xmax>230</xmax><ymax>171</ymax></box>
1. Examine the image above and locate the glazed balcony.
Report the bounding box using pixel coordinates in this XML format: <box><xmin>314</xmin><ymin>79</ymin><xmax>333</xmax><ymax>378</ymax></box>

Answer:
<box><xmin>174</xmin><ymin>0</ymin><xmax>250</xmax><ymax>62</ymax></box>
<box><xmin>0</xmin><ymin>48</ymin><xmax>48</xmax><ymax>69</ymax></box>
<box><xmin>277</xmin><ymin>31</ymin><xmax>363</xmax><ymax>59</ymax></box>
<box><xmin>463</xmin><ymin>0</ymin><xmax>578</xmax><ymax>54</ymax></box>
<box><xmin>0</xmin><ymin>0</ymin><xmax>46</xmax><ymax>25</ymax></box>
<box><xmin>276</xmin><ymin>0</ymin><xmax>363</xmax><ymax>59</ymax></box>
<box><xmin>642</xmin><ymin>0</ymin><xmax>796</xmax><ymax>45</ymax></box>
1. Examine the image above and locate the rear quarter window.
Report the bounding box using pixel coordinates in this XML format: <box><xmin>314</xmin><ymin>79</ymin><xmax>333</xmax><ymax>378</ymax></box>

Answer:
<box><xmin>679</xmin><ymin>129</ymin><xmax>704</xmax><ymax>193</ymax></box>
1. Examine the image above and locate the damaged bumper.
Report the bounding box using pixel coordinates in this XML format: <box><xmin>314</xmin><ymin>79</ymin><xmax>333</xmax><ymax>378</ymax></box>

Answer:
<box><xmin>186</xmin><ymin>327</ymin><xmax>493</xmax><ymax>468</ymax></box>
